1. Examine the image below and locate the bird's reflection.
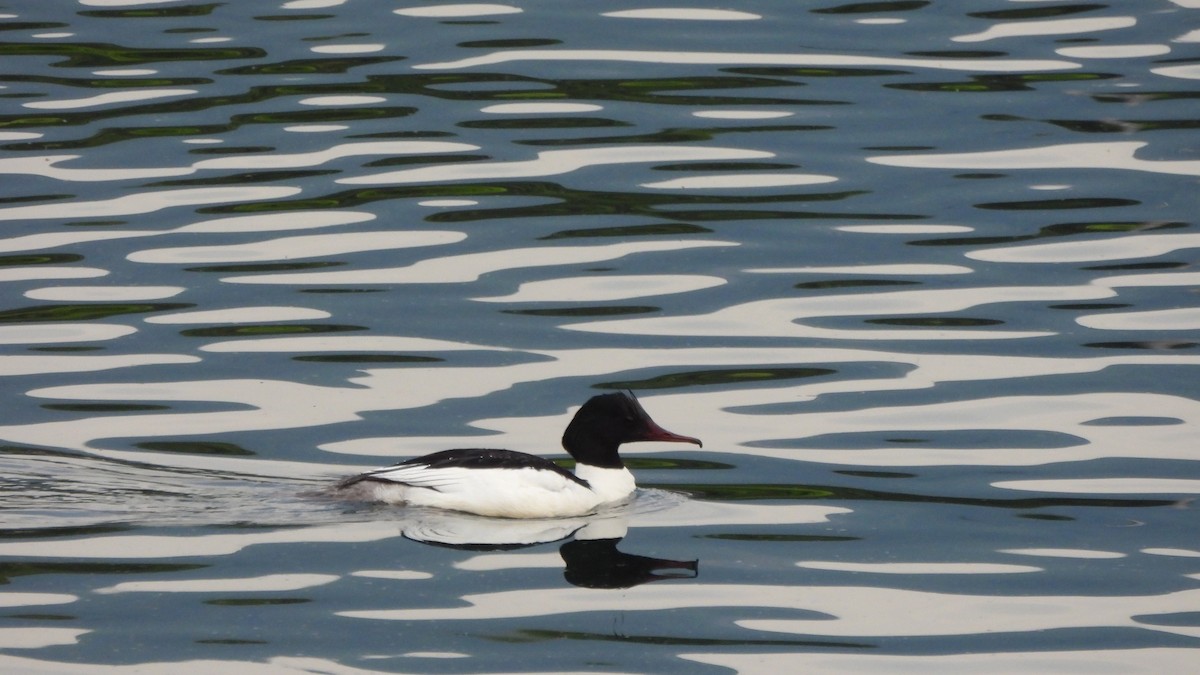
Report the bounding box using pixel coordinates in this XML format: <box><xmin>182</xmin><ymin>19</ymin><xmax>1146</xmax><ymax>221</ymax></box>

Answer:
<box><xmin>560</xmin><ymin>533</ymin><xmax>698</xmax><ymax>589</ymax></box>
<box><xmin>396</xmin><ymin>509</ymin><xmax>698</xmax><ymax>589</ymax></box>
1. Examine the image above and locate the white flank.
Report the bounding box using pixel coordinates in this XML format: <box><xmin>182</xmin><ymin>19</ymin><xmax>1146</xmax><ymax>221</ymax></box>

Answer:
<box><xmin>361</xmin><ymin>464</ymin><xmax>635</xmax><ymax>519</ymax></box>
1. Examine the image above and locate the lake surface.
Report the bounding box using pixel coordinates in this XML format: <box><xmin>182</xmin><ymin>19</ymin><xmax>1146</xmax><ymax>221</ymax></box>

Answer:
<box><xmin>2</xmin><ymin>0</ymin><xmax>1199</xmax><ymax>672</ymax></box>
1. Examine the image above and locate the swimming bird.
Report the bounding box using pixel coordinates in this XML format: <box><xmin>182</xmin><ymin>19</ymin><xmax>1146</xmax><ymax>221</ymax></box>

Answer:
<box><xmin>334</xmin><ymin>391</ymin><xmax>701</xmax><ymax>518</ymax></box>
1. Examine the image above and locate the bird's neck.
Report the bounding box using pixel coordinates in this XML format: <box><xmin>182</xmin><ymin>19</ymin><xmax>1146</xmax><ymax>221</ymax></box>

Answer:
<box><xmin>562</xmin><ymin>430</ymin><xmax>624</xmax><ymax>469</ymax></box>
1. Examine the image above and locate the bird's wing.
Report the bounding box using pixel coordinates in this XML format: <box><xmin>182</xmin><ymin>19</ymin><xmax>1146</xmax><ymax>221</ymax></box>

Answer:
<box><xmin>352</xmin><ymin>448</ymin><xmax>585</xmax><ymax>492</ymax></box>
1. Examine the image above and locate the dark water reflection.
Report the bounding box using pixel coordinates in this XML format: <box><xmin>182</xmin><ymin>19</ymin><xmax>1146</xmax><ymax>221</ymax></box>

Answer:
<box><xmin>1</xmin><ymin>0</ymin><xmax>1199</xmax><ymax>671</ymax></box>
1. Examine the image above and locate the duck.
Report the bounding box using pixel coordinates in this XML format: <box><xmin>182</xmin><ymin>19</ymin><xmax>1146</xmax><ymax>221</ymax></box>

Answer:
<box><xmin>334</xmin><ymin>391</ymin><xmax>701</xmax><ymax>518</ymax></box>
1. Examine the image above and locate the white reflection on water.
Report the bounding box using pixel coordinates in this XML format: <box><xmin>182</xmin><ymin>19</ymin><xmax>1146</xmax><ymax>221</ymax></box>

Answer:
<box><xmin>220</xmin><ymin>240</ymin><xmax>735</xmax><ymax>285</ymax></box>
<box><xmin>795</xmin><ymin>561</ymin><xmax>1041</xmax><ymax>574</ymax></box>
<box><xmin>994</xmin><ymin>478</ymin><xmax>1200</xmax><ymax>494</ymax></box>
<box><xmin>0</xmin><ymin>143</ymin><xmax>475</xmax><ymax>184</ymax></box>
<box><xmin>1098</xmin><ymin>271</ymin><xmax>1200</xmax><ymax>288</ymax></box>
<box><xmin>95</xmin><ymin>573</ymin><xmax>340</xmax><ymax>595</ymax></box>
<box><xmin>285</xmin><ymin>124</ymin><xmax>349</xmax><ymax>133</ymax></box>
<box><xmin>0</xmin><ymin>266</ymin><xmax>107</xmax><ymax>282</ymax></box>
<box><xmin>454</xmin><ymin>552</ymin><xmax>563</xmax><ymax>571</ymax></box>
<box><xmin>0</xmin><ymin>354</ymin><xmax>199</xmax><ymax>377</ymax></box>
<box><xmin>338</xmin><ymin>581</ymin><xmax>1200</xmax><ymax>641</ymax></box>
<box><xmin>179</xmin><ymin>211</ymin><xmax>376</xmax><ymax>234</ymax></box>
<box><xmin>746</xmin><ymin>264</ymin><xmax>972</xmax><ymax>275</ymax></box>
<box><xmin>199</xmin><ymin>335</ymin><xmax>504</xmax><ymax>354</ymax></box>
<box><xmin>128</xmin><ymin>230</ymin><xmax>465</xmax><ymax>264</ymax></box>
<box><xmin>0</xmin><ymin>230</ymin><xmax>163</xmax><ymax>254</ymax></box>
<box><xmin>418</xmin><ymin>199</ymin><xmax>478</xmax><ymax>207</ymax></box>
<box><xmin>395</xmin><ymin>509</ymin><xmax>599</xmax><ymax>550</ymax></box>
<box><xmin>351</xmin><ymin>570</ymin><xmax>433</xmax><ymax>580</ymax></box>
<box><xmin>472</xmin><ymin>274</ymin><xmax>726</xmax><ymax>302</ymax></box>
<box><xmin>650</xmin><ymin>501</ymin><xmax>852</xmax><ymax>529</ymax></box>
<box><xmin>968</xmin><ymin>233</ymin><xmax>1200</xmax><ymax>263</ymax></box>
<box><xmin>0</xmin><ymin>628</ymin><xmax>90</xmax><ymax>650</ymax></box>
<box><xmin>146</xmin><ymin>306</ymin><xmax>331</xmax><ymax>325</ymax></box>
<box><xmin>1056</xmin><ymin>44</ymin><xmax>1172</xmax><ymax>58</ymax></box>
<box><xmin>837</xmin><ymin>224</ymin><xmax>973</xmax><ymax>234</ymax></box>
<box><xmin>91</xmin><ymin>69</ymin><xmax>157</xmax><ymax>76</ymax></box>
<box><xmin>0</xmin><ymin>154</ymin><xmax>191</xmax><ymax>182</ymax></box>
<box><xmin>22</xmin><ymin>89</ymin><xmax>196</xmax><ymax>110</ymax></box>
<box><xmin>394</xmin><ymin>4</ymin><xmax>522</xmax><ymax>18</ymax></box>
<box><xmin>0</xmin><ymin>654</ymin><xmax>515</xmax><ymax>674</ymax></box>
<box><xmin>284</xmin><ymin>0</ymin><xmax>348</xmax><ymax>10</ymax></box>
<box><xmin>0</xmin><ymin>593</ymin><xmax>77</xmax><ymax>608</ymax></box>
<box><xmin>0</xmin><ymin>211</ymin><xmax>375</xmax><ymax>254</ymax></box>
<box><xmin>24</xmin><ymin>285</ymin><xmax>184</xmax><ymax>301</ymax></box>
<box><xmin>1000</xmin><ymin>548</ymin><xmax>1125</xmax><ymax>559</ymax></box>
<box><xmin>191</xmin><ymin>141</ymin><xmax>476</xmax><ymax>171</ymax></box>
<box><xmin>299</xmin><ymin>95</ymin><xmax>387</xmax><ymax>106</ymax></box>
<box><xmin>952</xmin><ymin>16</ymin><xmax>1138</xmax><ymax>43</ymax></box>
<box><xmin>310</xmin><ymin>44</ymin><xmax>385</xmax><ymax>55</ymax></box>
<box><xmin>0</xmin><ymin>323</ymin><xmax>136</xmax><ymax>345</ymax></box>
<box><xmin>0</xmin><ymin>187</ymin><xmax>301</xmax><ymax>223</ymax></box>
<box><xmin>869</xmin><ymin>141</ymin><xmax>1200</xmax><ymax>177</ymax></box>
<box><xmin>1144</xmin><ymin>548</ymin><xmax>1200</xmax><ymax>558</ymax></box>
<box><xmin>1153</xmin><ymin>63</ymin><xmax>1200</xmax><ymax>80</ymax></box>
<box><xmin>1177</xmin><ymin>24</ymin><xmax>1200</xmax><ymax>41</ymax></box>
<box><xmin>692</xmin><ymin>110</ymin><xmax>794</xmax><ymax>120</ymax></box>
<box><xmin>641</xmin><ymin>173</ymin><xmax>837</xmax><ymax>189</ymax></box>
<box><xmin>563</xmin><ymin>284</ymin><xmax>1114</xmax><ymax>340</ymax></box>
<box><xmin>480</xmin><ymin>103</ymin><xmax>602</xmax><ymax>114</ymax></box>
<box><xmin>337</xmin><ymin>145</ymin><xmax>772</xmax><ymax>185</ymax></box>
<box><xmin>415</xmin><ymin>49</ymin><xmax>1080</xmax><ymax>73</ymax></box>
<box><xmin>0</xmin><ymin>521</ymin><xmax>403</xmax><ymax>559</ymax></box>
<box><xmin>681</xmin><ymin>649</ymin><xmax>1199</xmax><ymax>675</ymax></box>
<box><xmin>1077</xmin><ymin>307</ymin><xmax>1200</xmax><ymax>331</ymax></box>
<box><xmin>602</xmin><ymin>9</ymin><xmax>761</xmax><ymax>21</ymax></box>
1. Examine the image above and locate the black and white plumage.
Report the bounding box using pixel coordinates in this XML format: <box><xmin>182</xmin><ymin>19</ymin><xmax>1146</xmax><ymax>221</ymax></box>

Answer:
<box><xmin>334</xmin><ymin>392</ymin><xmax>701</xmax><ymax>518</ymax></box>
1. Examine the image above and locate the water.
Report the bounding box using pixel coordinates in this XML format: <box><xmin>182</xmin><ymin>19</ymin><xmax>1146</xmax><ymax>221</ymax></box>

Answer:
<box><xmin>1</xmin><ymin>0</ymin><xmax>1198</xmax><ymax>671</ymax></box>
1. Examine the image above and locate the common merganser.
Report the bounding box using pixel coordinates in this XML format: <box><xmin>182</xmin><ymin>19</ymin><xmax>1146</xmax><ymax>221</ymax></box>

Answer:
<box><xmin>334</xmin><ymin>391</ymin><xmax>701</xmax><ymax>518</ymax></box>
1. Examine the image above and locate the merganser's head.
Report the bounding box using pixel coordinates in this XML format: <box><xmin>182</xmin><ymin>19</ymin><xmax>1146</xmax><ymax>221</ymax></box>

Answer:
<box><xmin>562</xmin><ymin>391</ymin><xmax>702</xmax><ymax>468</ymax></box>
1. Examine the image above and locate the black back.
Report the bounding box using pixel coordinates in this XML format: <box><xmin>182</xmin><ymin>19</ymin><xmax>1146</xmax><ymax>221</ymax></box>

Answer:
<box><xmin>340</xmin><ymin>448</ymin><xmax>588</xmax><ymax>489</ymax></box>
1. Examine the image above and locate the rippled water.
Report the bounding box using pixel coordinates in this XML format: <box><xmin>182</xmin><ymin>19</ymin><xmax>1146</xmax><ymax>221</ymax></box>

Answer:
<box><xmin>2</xmin><ymin>0</ymin><xmax>1199</xmax><ymax>672</ymax></box>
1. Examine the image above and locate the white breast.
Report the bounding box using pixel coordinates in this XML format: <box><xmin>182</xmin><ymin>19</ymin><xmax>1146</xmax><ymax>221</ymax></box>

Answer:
<box><xmin>573</xmin><ymin>464</ymin><xmax>636</xmax><ymax>503</ymax></box>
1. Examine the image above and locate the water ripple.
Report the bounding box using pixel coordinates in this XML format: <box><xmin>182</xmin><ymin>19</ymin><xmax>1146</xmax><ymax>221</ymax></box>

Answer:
<box><xmin>0</xmin><ymin>0</ymin><xmax>1196</xmax><ymax>668</ymax></box>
